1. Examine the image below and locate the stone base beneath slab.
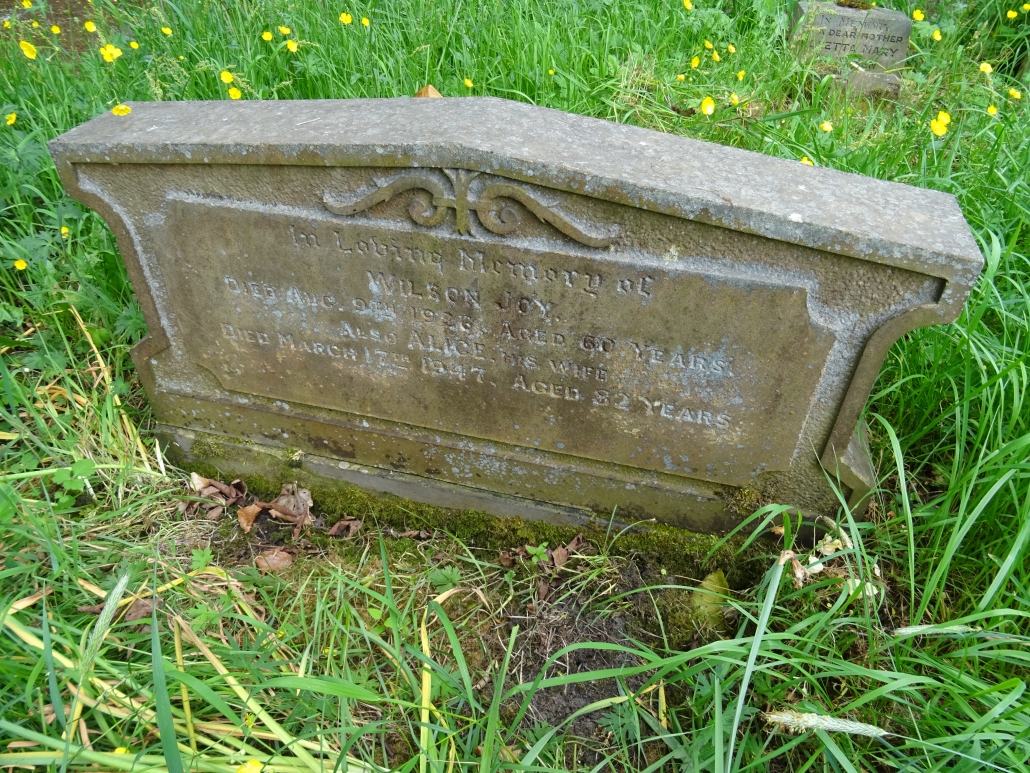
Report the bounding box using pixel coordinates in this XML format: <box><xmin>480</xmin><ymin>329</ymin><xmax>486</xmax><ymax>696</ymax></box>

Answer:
<box><xmin>161</xmin><ymin>423</ymin><xmax>603</xmax><ymax>528</ymax></box>
<box><xmin>158</xmin><ymin>423</ymin><xmax>769</xmax><ymax>583</ymax></box>
<box><xmin>843</xmin><ymin>70</ymin><xmax>901</xmax><ymax>99</ymax></box>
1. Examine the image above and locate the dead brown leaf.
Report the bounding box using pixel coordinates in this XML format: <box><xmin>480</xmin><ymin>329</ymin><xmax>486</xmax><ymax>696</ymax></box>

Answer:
<box><xmin>7</xmin><ymin>740</ymin><xmax>39</xmax><ymax>750</ymax></box>
<box><xmin>185</xmin><ymin>474</ymin><xmax>246</xmax><ymax>518</ymax></box>
<box><xmin>122</xmin><ymin>597</ymin><xmax>158</xmax><ymax>623</ymax></box>
<box><xmin>566</xmin><ymin>533</ymin><xmax>587</xmax><ymax>553</ymax></box>
<box><xmin>536</xmin><ymin>577</ymin><xmax>551</xmax><ymax>602</ymax></box>
<box><xmin>390</xmin><ymin>528</ymin><xmax>436</xmax><ymax>539</ymax></box>
<box><xmin>498</xmin><ymin>551</ymin><xmax>515</xmax><ymax>568</ymax></box>
<box><xmin>551</xmin><ymin>545</ymin><xmax>570</xmax><ymax>569</ymax></box>
<box><xmin>273</xmin><ymin>484</ymin><xmax>313</xmax><ymax>520</ymax></box>
<box><xmin>256</xmin><ymin>548</ymin><xmax>293</xmax><ymax>573</ymax></box>
<box><xmin>327</xmin><ymin>518</ymin><xmax>363</xmax><ymax>538</ymax></box>
<box><xmin>11</xmin><ymin>587</ymin><xmax>53</xmax><ymax>611</ymax></box>
<box><xmin>415</xmin><ymin>84</ymin><xmax>443</xmax><ymax>98</ymax></box>
<box><xmin>237</xmin><ymin>503</ymin><xmax>261</xmax><ymax>533</ymax></box>
<box><xmin>42</xmin><ymin>704</ymin><xmax>69</xmax><ymax>725</ymax></box>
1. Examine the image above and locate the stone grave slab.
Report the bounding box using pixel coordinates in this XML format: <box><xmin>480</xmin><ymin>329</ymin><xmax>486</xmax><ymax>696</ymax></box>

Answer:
<box><xmin>792</xmin><ymin>1</ymin><xmax>913</xmax><ymax>97</ymax></box>
<box><xmin>49</xmin><ymin>98</ymin><xmax>982</xmax><ymax>531</ymax></box>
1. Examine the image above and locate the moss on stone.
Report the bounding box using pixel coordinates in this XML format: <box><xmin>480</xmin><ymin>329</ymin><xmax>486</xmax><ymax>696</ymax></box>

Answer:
<box><xmin>175</xmin><ymin>453</ymin><xmax>765</xmax><ymax>588</ymax></box>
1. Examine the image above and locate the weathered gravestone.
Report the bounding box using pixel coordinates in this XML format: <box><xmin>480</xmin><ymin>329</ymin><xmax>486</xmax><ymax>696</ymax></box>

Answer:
<box><xmin>792</xmin><ymin>1</ymin><xmax>913</xmax><ymax>97</ymax></box>
<box><xmin>49</xmin><ymin>98</ymin><xmax>981</xmax><ymax>532</ymax></box>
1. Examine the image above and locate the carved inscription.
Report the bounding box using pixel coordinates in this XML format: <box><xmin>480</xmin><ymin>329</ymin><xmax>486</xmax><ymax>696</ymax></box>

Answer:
<box><xmin>160</xmin><ymin>197</ymin><xmax>835</xmax><ymax>485</ymax></box>
<box><xmin>804</xmin><ymin>9</ymin><xmax>910</xmax><ymax>66</ymax></box>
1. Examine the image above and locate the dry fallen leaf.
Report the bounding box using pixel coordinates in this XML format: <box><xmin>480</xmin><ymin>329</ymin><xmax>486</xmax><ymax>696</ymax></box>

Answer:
<box><xmin>11</xmin><ymin>587</ymin><xmax>52</xmax><ymax>611</ymax></box>
<box><xmin>274</xmin><ymin>484</ymin><xmax>313</xmax><ymax>520</ymax></box>
<box><xmin>415</xmin><ymin>84</ymin><xmax>443</xmax><ymax>98</ymax></box>
<box><xmin>122</xmin><ymin>597</ymin><xmax>158</xmax><ymax>623</ymax></box>
<box><xmin>189</xmin><ymin>472</ymin><xmax>210</xmax><ymax>492</ymax></box>
<box><xmin>536</xmin><ymin>577</ymin><xmax>551</xmax><ymax>602</ymax></box>
<box><xmin>551</xmin><ymin>545</ymin><xmax>570</xmax><ymax>570</ymax></box>
<box><xmin>237</xmin><ymin>503</ymin><xmax>261</xmax><ymax>533</ymax></box>
<box><xmin>566</xmin><ymin>533</ymin><xmax>587</xmax><ymax>554</ymax></box>
<box><xmin>256</xmin><ymin>548</ymin><xmax>293</xmax><ymax>573</ymax></box>
<box><xmin>789</xmin><ymin>556</ymin><xmax>809</xmax><ymax>589</ymax></box>
<box><xmin>7</xmin><ymin>740</ymin><xmax>39</xmax><ymax>750</ymax></box>
<box><xmin>327</xmin><ymin>518</ymin><xmax>362</xmax><ymax>538</ymax></box>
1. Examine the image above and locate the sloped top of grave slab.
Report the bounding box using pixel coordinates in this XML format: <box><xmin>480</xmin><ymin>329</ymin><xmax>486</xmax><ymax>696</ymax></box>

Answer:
<box><xmin>50</xmin><ymin>97</ymin><xmax>981</xmax><ymax>285</ymax></box>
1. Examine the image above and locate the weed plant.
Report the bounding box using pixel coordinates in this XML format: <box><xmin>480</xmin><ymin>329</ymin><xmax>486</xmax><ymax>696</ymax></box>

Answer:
<box><xmin>1</xmin><ymin>0</ymin><xmax>1029</xmax><ymax>770</ymax></box>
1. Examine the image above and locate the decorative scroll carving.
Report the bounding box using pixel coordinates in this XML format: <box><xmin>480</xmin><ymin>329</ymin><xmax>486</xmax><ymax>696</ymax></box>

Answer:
<box><xmin>324</xmin><ymin>169</ymin><xmax>613</xmax><ymax>248</ymax></box>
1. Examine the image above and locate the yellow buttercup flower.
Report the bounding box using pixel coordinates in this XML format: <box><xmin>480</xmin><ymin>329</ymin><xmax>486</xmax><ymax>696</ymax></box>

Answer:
<box><xmin>14</xmin><ymin>259</ymin><xmax>27</xmax><ymax>270</ymax></box>
<box><xmin>980</xmin><ymin>62</ymin><xmax>993</xmax><ymax>73</ymax></box>
<box><xmin>5</xmin><ymin>113</ymin><xmax>15</xmax><ymax>125</ymax></box>
<box><xmin>286</xmin><ymin>39</ymin><xmax>298</xmax><ymax>52</ymax></box>
<box><xmin>987</xmin><ymin>104</ymin><xmax>998</xmax><ymax>115</ymax></box>
<box><xmin>361</xmin><ymin>16</ymin><xmax>369</xmax><ymax>26</ymax></box>
<box><xmin>548</xmin><ymin>68</ymin><xmax>554</xmax><ymax>75</ymax></box>
<box><xmin>1010</xmin><ymin>88</ymin><xmax>1022</xmax><ymax>99</ymax></box>
<box><xmin>704</xmin><ymin>40</ymin><xmax>713</xmax><ymax>49</ymax></box>
<box><xmin>19</xmin><ymin>41</ymin><xmax>37</xmax><ymax>59</ymax></box>
<box><xmin>819</xmin><ymin>120</ymin><xmax>833</xmax><ymax>132</ymax></box>
<box><xmin>800</xmin><ymin>156</ymin><xmax>814</xmax><ymax>165</ymax></box>
<box><xmin>278</xmin><ymin>25</ymin><xmax>290</xmax><ymax>34</ymax></box>
<box><xmin>932</xmin><ymin>29</ymin><xmax>941</xmax><ymax>40</ymax></box>
<box><xmin>100</xmin><ymin>43</ymin><xmax>123</xmax><ymax>62</ymax></box>
<box><xmin>32</xmin><ymin>21</ymin><xmax>39</xmax><ymax>28</ymax></box>
<box><xmin>220</xmin><ymin>70</ymin><xmax>234</xmax><ymax>83</ymax></box>
<box><xmin>235</xmin><ymin>760</ymin><xmax>262</xmax><ymax>773</ymax></box>
<box><xmin>730</xmin><ymin>92</ymin><xmax>739</xmax><ymax>106</ymax></box>
<box><xmin>340</xmin><ymin>12</ymin><xmax>352</xmax><ymax>24</ymax></box>
<box><xmin>261</xmin><ymin>31</ymin><xmax>272</xmax><ymax>41</ymax></box>
<box><xmin>912</xmin><ymin>8</ymin><xmax>924</xmax><ymax>19</ymax></box>
<box><xmin>929</xmin><ymin>117</ymin><xmax>947</xmax><ymax>136</ymax></box>
<box><xmin>51</xmin><ymin>25</ymin><xmax>61</xmax><ymax>33</ymax></box>
<box><xmin>683</xmin><ymin>0</ymin><xmax>692</xmax><ymax>8</ymax></box>
<box><xmin>464</xmin><ymin>77</ymin><xmax>473</xmax><ymax>88</ymax></box>
<box><xmin>1007</xmin><ymin>9</ymin><xmax>1017</xmax><ymax>17</ymax></box>
<box><xmin>111</xmin><ymin>104</ymin><xmax>132</xmax><ymax>116</ymax></box>
<box><xmin>161</xmin><ymin>26</ymin><xmax>172</xmax><ymax>35</ymax></box>
<box><xmin>737</xmin><ymin>69</ymin><xmax>745</xmax><ymax>80</ymax></box>
<box><xmin>3</xmin><ymin>21</ymin><xmax>10</xmax><ymax>28</ymax></box>
<box><xmin>677</xmin><ymin>73</ymin><xmax>685</xmax><ymax>81</ymax></box>
<box><xmin>1024</xmin><ymin>3</ymin><xmax>1030</xmax><ymax>9</ymax></box>
<box><xmin>727</xmin><ymin>44</ymin><xmax>736</xmax><ymax>53</ymax></box>
<box><xmin>712</xmin><ymin>50</ymin><xmax>720</xmax><ymax>61</ymax></box>
<box><xmin>228</xmin><ymin>87</ymin><xmax>242</xmax><ymax>99</ymax></box>
<box><xmin>113</xmin><ymin>748</ymin><xmax>129</xmax><ymax>755</ymax></box>
<box><xmin>129</xmin><ymin>41</ymin><xmax>138</xmax><ymax>48</ymax></box>
<box><xmin>61</xmin><ymin>226</ymin><xmax>69</xmax><ymax>238</ymax></box>
<box><xmin>21</xmin><ymin>0</ymin><xmax>31</xmax><ymax>8</ymax></box>
<box><xmin>700</xmin><ymin>96</ymin><xmax>715</xmax><ymax>115</ymax></box>
<box><xmin>691</xmin><ymin>56</ymin><xmax>700</xmax><ymax>68</ymax></box>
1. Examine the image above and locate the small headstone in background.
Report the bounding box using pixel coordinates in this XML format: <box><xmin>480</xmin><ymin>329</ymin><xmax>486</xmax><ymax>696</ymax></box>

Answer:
<box><xmin>792</xmin><ymin>0</ymin><xmax>912</xmax><ymax>97</ymax></box>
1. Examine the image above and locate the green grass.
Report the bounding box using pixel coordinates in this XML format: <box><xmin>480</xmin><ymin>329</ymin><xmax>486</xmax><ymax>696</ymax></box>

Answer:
<box><xmin>2</xmin><ymin>0</ymin><xmax>1030</xmax><ymax>770</ymax></box>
